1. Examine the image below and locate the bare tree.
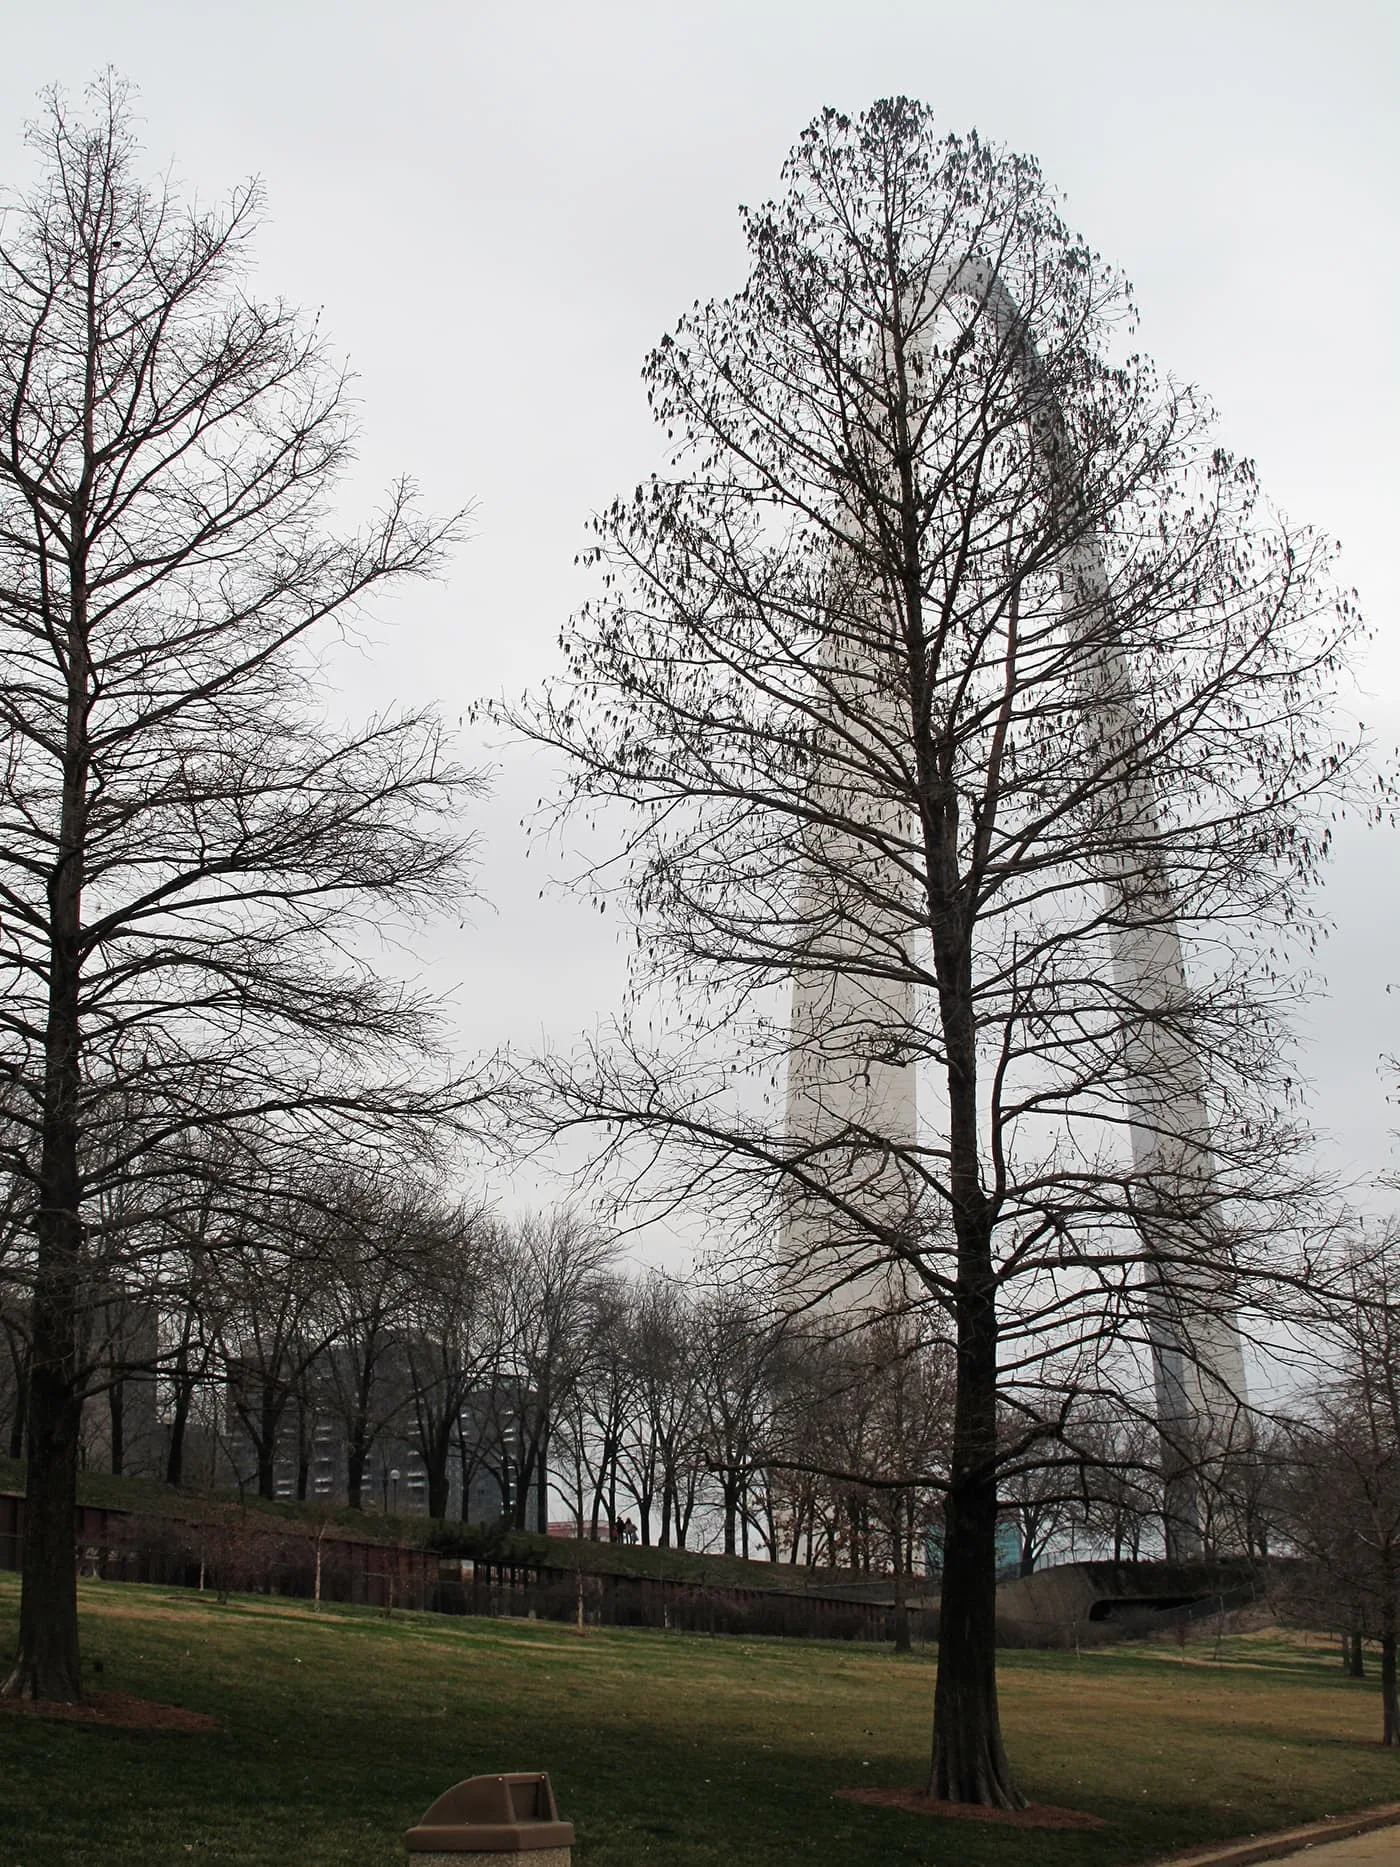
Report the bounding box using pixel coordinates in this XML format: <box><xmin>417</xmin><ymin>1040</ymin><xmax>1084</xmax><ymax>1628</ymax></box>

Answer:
<box><xmin>315</xmin><ymin>1175</ymin><xmax>420</xmax><ymax>1511</ymax></box>
<box><xmin>629</xmin><ymin>1272</ymin><xmax>704</xmax><ymax>1549</ymax></box>
<box><xmin>507</xmin><ymin>100</ymin><xmax>1355</xmax><ymax>1802</ymax></box>
<box><xmin>1072</xmin><ymin>1398</ymin><xmax>1159</xmax><ymax>1563</ymax></box>
<box><xmin>693</xmin><ymin>1287</ymin><xmax>782</xmax><ymax>1558</ymax></box>
<box><xmin>157</xmin><ymin>1161</ymin><xmax>234</xmax><ymax>1491</ymax></box>
<box><xmin>997</xmin><ymin>1435</ymin><xmax>1069</xmax><ymax>1578</ymax></box>
<box><xmin>1275</xmin><ymin>1231</ymin><xmax>1400</xmax><ymax>1745</ymax></box>
<box><xmin>486</xmin><ymin>1212</ymin><xmax>617</xmax><ymax>1532</ymax></box>
<box><xmin>571</xmin><ymin>1274</ymin><xmax>638</xmax><ymax>1539</ymax></box>
<box><xmin>0</xmin><ymin>80</ymin><xmax>483</xmax><ymax>1700</ymax></box>
<box><xmin>213</xmin><ymin>1185</ymin><xmax>341</xmax><ymax>1501</ymax></box>
<box><xmin>400</xmin><ymin>1202</ymin><xmax>502</xmax><ymax>1521</ymax></box>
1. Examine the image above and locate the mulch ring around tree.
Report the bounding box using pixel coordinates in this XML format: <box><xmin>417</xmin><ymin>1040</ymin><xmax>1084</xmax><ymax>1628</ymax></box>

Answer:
<box><xmin>0</xmin><ymin>1691</ymin><xmax>218</xmax><ymax>1732</ymax></box>
<box><xmin>836</xmin><ymin>1787</ymin><xmax>1105</xmax><ymax>1828</ymax></box>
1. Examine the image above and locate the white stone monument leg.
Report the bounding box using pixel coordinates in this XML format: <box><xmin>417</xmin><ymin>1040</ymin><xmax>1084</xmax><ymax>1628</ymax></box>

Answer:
<box><xmin>782</xmin><ymin>261</ymin><xmax>1249</xmax><ymax>1555</ymax></box>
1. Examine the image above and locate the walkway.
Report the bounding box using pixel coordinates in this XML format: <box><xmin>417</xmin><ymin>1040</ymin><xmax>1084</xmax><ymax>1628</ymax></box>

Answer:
<box><xmin>1267</xmin><ymin>1832</ymin><xmax>1400</xmax><ymax>1864</ymax></box>
<box><xmin>1164</xmin><ymin>1808</ymin><xmax>1400</xmax><ymax>1867</ymax></box>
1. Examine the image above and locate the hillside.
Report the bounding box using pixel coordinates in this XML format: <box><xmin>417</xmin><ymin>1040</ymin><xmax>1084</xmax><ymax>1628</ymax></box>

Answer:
<box><xmin>0</xmin><ymin>1454</ymin><xmax>895</xmax><ymax>1597</ymax></box>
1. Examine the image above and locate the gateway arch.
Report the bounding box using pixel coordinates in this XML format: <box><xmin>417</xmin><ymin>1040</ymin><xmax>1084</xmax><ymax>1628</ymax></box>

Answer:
<box><xmin>783</xmin><ymin>260</ymin><xmax>1249</xmax><ymax>1559</ymax></box>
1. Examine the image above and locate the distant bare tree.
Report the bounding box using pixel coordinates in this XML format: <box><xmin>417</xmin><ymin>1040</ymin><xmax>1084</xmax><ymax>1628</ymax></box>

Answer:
<box><xmin>0</xmin><ymin>80</ymin><xmax>483</xmax><ymax>1699</ymax></box>
<box><xmin>315</xmin><ymin>1176</ymin><xmax>420</xmax><ymax>1511</ymax></box>
<box><xmin>1275</xmin><ymin>1231</ymin><xmax>1400</xmax><ymax>1745</ymax></box>
<box><xmin>1073</xmin><ymin>1399</ymin><xmax>1159</xmax><ymax>1563</ymax></box>
<box><xmin>997</xmin><ymin>1449</ymin><xmax>1068</xmax><ymax>1578</ymax></box>
<box><xmin>213</xmin><ymin>1185</ymin><xmax>341</xmax><ymax>1501</ymax></box>
<box><xmin>630</xmin><ymin>1273</ymin><xmax>704</xmax><ymax>1548</ymax></box>
<box><xmin>157</xmin><ymin>1161</ymin><xmax>233</xmax><ymax>1491</ymax></box>
<box><xmin>570</xmin><ymin>1274</ymin><xmax>638</xmax><ymax>1539</ymax></box>
<box><xmin>693</xmin><ymin>1287</ymin><xmax>783</xmax><ymax>1558</ymax></box>
<box><xmin>400</xmin><ymin>1202</ymin><xmax>502</xmax><ymax>1521</ymax></box>
<box><xmin>487</xmin><ymin>1212</ymin><xmax>617</xmax><ymax>1532</ymax></box>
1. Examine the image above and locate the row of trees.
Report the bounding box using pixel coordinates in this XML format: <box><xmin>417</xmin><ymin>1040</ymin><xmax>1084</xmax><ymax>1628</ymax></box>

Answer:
<box><xmin>0</xmin><ymin>1150</ymin><xmax>1212</xmax><ymax>1575</ymax></box>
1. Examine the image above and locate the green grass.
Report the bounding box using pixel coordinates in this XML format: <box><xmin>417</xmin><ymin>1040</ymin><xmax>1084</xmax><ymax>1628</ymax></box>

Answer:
<box><xmin>1</xmin><ymin>1577</ymin><xmax>1397</xmax><ymax>1867</ymax></box>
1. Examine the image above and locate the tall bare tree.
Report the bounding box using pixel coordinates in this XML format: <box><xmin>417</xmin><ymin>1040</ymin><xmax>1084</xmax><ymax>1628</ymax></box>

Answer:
<box><xmin>0</xmin><ymin>80</ymin><xmax>481</xmax><ymax>1700</ymax></box>
<box><xmin>507</xmin><ymin>100</ymin><xmax>1356</xmax><ymax>1802</ymax></box>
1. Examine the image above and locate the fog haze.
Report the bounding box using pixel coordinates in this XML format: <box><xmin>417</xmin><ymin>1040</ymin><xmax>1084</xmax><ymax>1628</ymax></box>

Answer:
<box><xmin>2</xmin><ymin>0</ymin><xmax>1395</xmax><ymax>1244</ymax></box>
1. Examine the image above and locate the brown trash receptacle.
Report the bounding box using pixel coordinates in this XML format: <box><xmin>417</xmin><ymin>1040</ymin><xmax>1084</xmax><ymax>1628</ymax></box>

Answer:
<box><xmin>405</xmin><ymin>1772</ymin><xmax>574</xmax><ymax>1865</ymax></box>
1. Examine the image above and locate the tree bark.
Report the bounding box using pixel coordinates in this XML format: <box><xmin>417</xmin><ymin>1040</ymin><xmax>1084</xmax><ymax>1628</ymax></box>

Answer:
<box><xmin>1382</xmin><ymin>1630</ymin><xmax>1398</xmax><ymax>1747</ymax></box>
<box><xmin>930</xmin><ymin>1461</ymin><xmax>1021</xmax><ymax>1805</ymax></box>
<box><xmin>424</xmin><ymin>1438</ymin><xmax>450</xmax><ymax>1520</ymax></box>
<box><xmin>7</xmin><ymin>1381</ymin><xmax>25</xmax><ymax>1461</ymax></box>
<box><xmin>1348</xmin><ymin>1629</ymin><xmax>1365</xmax><ymax>1679</ymax></box>
<box><xmin>892</xmin><ymin>1556</ymin><xmax>912</xmax><ymax>1653</ymax></box>
<box><xmin>166</xmin><ymin>1379</ymin><xmax>192</xmax><ymax>1487</ymax></box>
<box><xmin>109</xmin><ymin>1380</ymin><xmax>124</xmax><ymax>1477</ymax></box>
<box><xmin>926</xmin><ymin>960</ymin><xmax>1024</xmax><ymax>1805</ymax></box>
<box><xmin>295</xmin><ymin>1401</ymin><xmax>311</xmax><ymax>1502</ymax></box>
<box><xmin>348</xmin><ymin>1430</ymin><xmax>367</xmax><ymax>1511</ymax></box>
<box><xmin>4</xmin><ymin>523</ymin><xmax>91</xmax><ymax>1703</ymax></box>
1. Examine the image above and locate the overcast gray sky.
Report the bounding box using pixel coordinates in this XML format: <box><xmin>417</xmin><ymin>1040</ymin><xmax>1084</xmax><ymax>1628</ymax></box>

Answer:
<box><xmin>3</xmin><ymin>1</ymin><xmax>1397</xmax><ymax>1235</ymax></box>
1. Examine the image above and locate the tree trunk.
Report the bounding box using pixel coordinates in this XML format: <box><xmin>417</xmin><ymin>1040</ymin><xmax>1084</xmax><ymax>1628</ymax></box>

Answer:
<box><xmin>109</xmin><ymin>1379</ymin><xmax>124</xmax><ymax>1476</ymax></box>
<box><xmin>1382</xmin><ymin>1630</ymin><xmax>1398</xmax><ymax>1747</ymax></box>
<box><xmin>166</xmin><ymin>1380</ymin><xmax>192</xmax><ymax>1487</ymax></box>
<box><xmin>462</xmin><ymin>1418</ymin><xmax>481</xmax><ymax>1523</ymax></box>
<box><xmin>915</xmin><ymin>535</ymin><xmax>1024</xmax><ymax>1803</ymax></box>
<box><xmin>536</xmin><ymin>1427</ymin><xmax>550</xmax><ymax>1535</ymax></box>
<box><xmin>723</xmin><ymin>1477</ymin><xmax>739</xmax><ymax>1555</ymax></box>
<box><xmin>425</xmin><ymin>1435</ymin><xmax>450</xmax><ymax>1520</ymax></box>
<box><xmin>930</xmin><ymin>1462</ymin><xmax>1022</xmax><ymax>1806</ymax></box>
<box><xmin>9</xmin><ymin>1152</ymin><xmax>85</xmax><ymax>1701</ymax></box>
<box><xmin>8</xmin><ymin>1375</ymin><xmax>26</xmax><ymax>1461</ymax></box>
<box><xmin>295</xmin><ymin>1401</ymin><xmax>311</xmax><ymax>1502</ymax></box>
<box><xmin>892</xmin><ymin>1556</ymin><xmax>911</xmax><ymax>1654</ymax></box>
<box><xmin>348</xmin><ymin>1429</ymin><xmax>367</xmax><ymax>1511</ymax></box>
<box><xmin>5</xmin><ymin>1338</ymin><xmax>83</xmax><ymax>1700</ymax></box>
<box><xmin>1349</xmin><ymin>1629</ymin><xmax>1365</xmax><ymax>1680</ymax></box>
<box><xmin>6</xmin><ymin>607</ymin><xmax>90</xmax><ymax>1699</ymax></box>
<box><xmin>927</xmin><ymin>1156</ymin><xmax>1023</xmax><ymax>1804</ymax></box>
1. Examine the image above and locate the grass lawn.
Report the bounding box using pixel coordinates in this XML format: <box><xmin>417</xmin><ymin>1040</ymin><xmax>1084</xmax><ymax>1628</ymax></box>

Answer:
<box><xmin>1</xmin><ymin>1577</ymin><xmax>1398</xmax><ymax>1867</ymax></box>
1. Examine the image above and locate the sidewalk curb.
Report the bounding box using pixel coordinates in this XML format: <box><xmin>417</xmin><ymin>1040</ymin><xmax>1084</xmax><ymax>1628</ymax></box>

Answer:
<box><xmin>1146</xmin><ymin>1802</ymin><xmax>1400</xmax><ymax>1867</ymax></box>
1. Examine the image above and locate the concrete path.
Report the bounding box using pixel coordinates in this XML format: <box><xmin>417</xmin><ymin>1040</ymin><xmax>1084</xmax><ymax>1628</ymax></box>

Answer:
<box><xmin>1160</xmin><ymin>1807</ymin><xmax>1400</xmax><ymax>1867</ymax></box>
<box><xmin>1269</xmin><ymin>1832</ymin><xmax>1400</xmax><ymax>1863</ymax></box>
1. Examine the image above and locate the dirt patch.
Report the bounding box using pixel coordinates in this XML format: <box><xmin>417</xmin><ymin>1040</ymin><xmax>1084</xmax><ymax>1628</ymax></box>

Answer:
<box><xmin>0</xmin><ymin>1690</ymin><xmax>218</xmax><ymax>1732</ymax></box>
<box><xmin>836</xmin><ymin>1786</ymin><xmax>1105</xmax><ymax>1828</ymax></box>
